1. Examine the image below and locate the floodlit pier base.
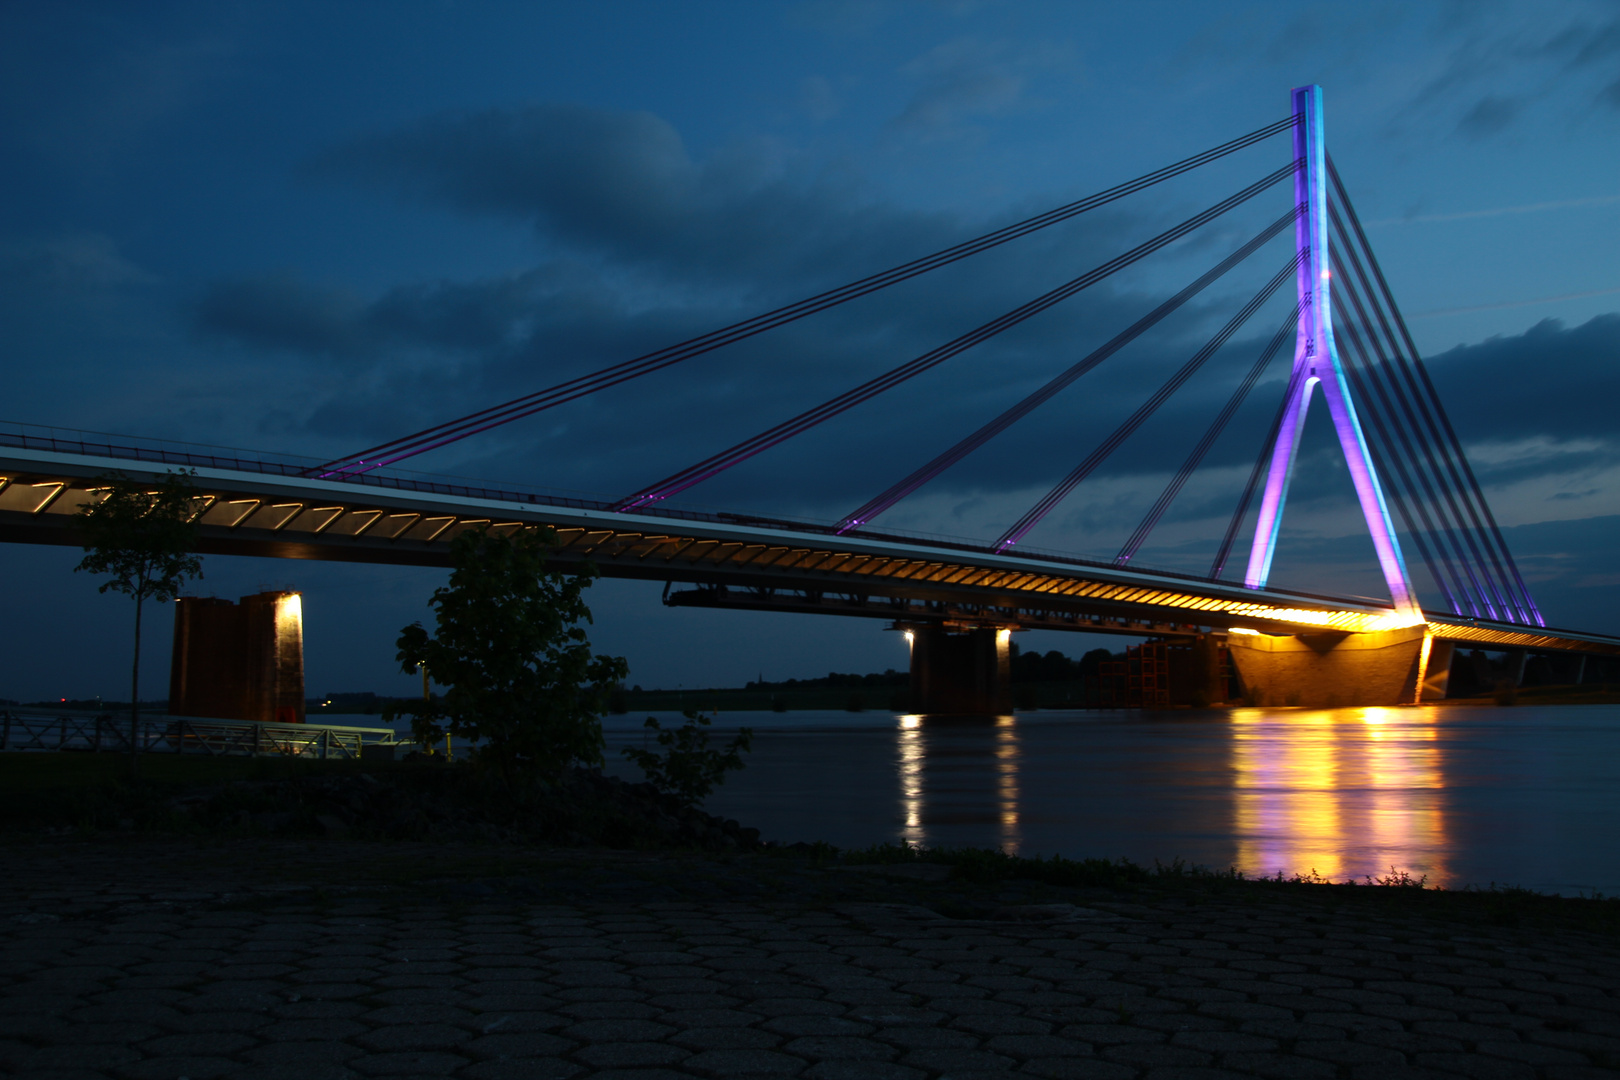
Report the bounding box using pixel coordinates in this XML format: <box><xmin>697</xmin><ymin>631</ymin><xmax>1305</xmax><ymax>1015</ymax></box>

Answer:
<box><xmin>170</xmin><ymin>591</ymin><xmax>306</xmax><ymax>724</ymax></box>
<box><xmin>903</xmin><ymin>624</ymin><xmax>1012</xmax><ymax>714</ymax></box>
<box><xmin>1225</xmin><ymin>623</ymin><xmax>1433</xmax><ymax>707</ymax></box>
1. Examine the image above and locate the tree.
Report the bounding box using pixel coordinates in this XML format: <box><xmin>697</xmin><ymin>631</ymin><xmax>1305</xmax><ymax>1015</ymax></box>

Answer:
<box><xmin>622</xmin><ymin>710</ymin><xmax>752</xmax><ymax>809</ymax></box>
<box><xmin>387</xmin><ymin>526</ymin><xmax>628</xmax><ymax>790</ymax></box>
<box><xmin>73</xmin><ymin>471</ymin><xmax>204</xmax><ymax>767</ymax></box>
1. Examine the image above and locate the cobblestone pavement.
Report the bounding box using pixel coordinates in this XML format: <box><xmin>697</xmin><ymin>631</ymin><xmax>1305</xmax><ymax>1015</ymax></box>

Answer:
<box><xmin>3</xmin><ymin>839</ymin><xmax>1619</xmax><ymax>1079</ymax></box>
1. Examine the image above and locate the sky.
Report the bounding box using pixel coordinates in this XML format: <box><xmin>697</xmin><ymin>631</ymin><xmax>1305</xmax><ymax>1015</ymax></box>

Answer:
<box><xmin>3</xmin><ymin>0</ymin><xmax>1619</xmax><ymax>702</ymax></box>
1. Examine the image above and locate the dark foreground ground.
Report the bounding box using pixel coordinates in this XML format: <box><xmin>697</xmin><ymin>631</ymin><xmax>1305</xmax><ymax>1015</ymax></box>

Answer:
<box><xmin>4</xmin><ymin>836</ymin><xmax>1619</xmax><ymax>1080</ymax></box>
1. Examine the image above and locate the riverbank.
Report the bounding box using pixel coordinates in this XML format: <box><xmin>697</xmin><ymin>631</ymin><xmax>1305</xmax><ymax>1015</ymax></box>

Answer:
<box><xmin>3</xmin><ymin>835</ymin><xmax>1618</xmax><ymax>1079</ymax></box>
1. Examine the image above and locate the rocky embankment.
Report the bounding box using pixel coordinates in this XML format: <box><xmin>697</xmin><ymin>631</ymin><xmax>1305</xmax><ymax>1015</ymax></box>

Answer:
<box><xmin>162</xmin><ymin>764</ymin><xmax>764</xmax><ymax>851</ymax></box>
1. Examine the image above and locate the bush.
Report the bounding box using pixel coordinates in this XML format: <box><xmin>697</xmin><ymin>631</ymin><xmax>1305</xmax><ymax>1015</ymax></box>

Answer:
<box><xmin>622</xmin><ymin>710</ymin><xmax>752</xmax><ymax>809</ymax></box>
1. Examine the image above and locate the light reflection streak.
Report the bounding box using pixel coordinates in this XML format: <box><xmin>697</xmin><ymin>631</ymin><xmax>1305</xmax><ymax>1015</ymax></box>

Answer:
<box><xmin>1230</xmin><ymin>706</ymin><xmax>1446</xmax><ymax>883</ymax></box>
<box><xmin>995</xmin><ymin>715</ymin><xmax>1022</xmax><ymax>854</ymax></box>
<box><xmin>894</xmin><ymin>714</ymin><xmax>1023</xmax><ymax>853</ymax></box>
<box><xmin>898</xmin><ymin>714</ymin><xmax>925</xmax><ymax>846</ymax></box>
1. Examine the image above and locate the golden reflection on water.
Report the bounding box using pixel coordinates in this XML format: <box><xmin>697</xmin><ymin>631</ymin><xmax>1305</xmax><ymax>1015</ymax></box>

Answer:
<box><xmin>898</xmin><ymin>715</ymin><xmax>925</xmax><ymax>845</ymax></box>
<box><xmin>896</xmin><ymin>714</ymin><xmax>1023</xmax><ymax>855</ymax></box>
<box><xmin>995</xmin><ymin>715</ymin><xmax>1022</xmax><ymax>854</ymax></box>
<box><xmin>1230</xmin><ymin>706</ymin><xmax>1447</xmax><ymax>882</ymax></box>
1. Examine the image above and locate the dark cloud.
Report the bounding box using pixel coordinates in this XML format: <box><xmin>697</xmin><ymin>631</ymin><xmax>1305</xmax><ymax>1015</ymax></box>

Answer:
<box><xmin>310</xmin><ymin>103</ymin><xmax>958</xmax><ymax>292</ymax></box>
<box><xmin>1602</xmin><ymin>75</ymin><xmax>1620</xmax><ymax>110</ymax></box>
<box><xmin>890</xmin><ymin>38</ymin><xmax>1041</xmax><ymax>139</ymax></box>
<box><xmin>1423</xmin><ymin>314</ymin><xmax>1620</xmax><ymax>450</ymax></box>
<box><xmin>0</xmin><ymin>234</ymin><xmax>156</xmax><ymax>288</ymax></box>
<box><xmin>1456</xmin><ymin>94</ymin><xmax>1520</xmax><ymax>139</ymax></box>
<box><xmin>195</xmin><ymin>273</ymin><xmax>371</xmax><ymax>361</ymax></box>
<box><xmin>1543</xmin><ymin>17</ymin><xmax>1620</xmax><ymax>69</ymax></box>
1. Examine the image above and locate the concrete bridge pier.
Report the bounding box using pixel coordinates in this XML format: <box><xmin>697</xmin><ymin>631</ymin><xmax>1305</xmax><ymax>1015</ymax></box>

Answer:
<box><xmin>1225</xmin><ymin>624</ymin><xmax>1443</xmax><ymax>707</ymax></box>
<box><xmin>899</xmin><ymin>622</ymin><xmax>1012</xmax><ymax>714</ymax></box>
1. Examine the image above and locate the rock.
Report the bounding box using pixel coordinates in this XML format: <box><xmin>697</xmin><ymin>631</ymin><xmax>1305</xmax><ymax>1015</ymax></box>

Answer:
<box><xmin>315</xmin><ymin>813</ymin><xmax>350</xmax><ymax>837</ymax></box>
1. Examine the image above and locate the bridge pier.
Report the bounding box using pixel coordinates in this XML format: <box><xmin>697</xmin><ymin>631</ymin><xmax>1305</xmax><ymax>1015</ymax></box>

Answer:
<box><xmin>901</xmin><ymin>623</ymin><xmax>1012</xmax><ymax>714</ymax></box>
<box><xmin>170</xmin><ymin>591</ymin><xmax>306</xmax><ymax>724</ymax></box>
<box><xmin>1225</xmin><ymin>624</ymin><xmax>1432</xmax><ymax>707</ymax></box>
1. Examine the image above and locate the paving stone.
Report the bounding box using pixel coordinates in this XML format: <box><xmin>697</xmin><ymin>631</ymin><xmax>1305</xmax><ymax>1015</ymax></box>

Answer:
<box><xmin>1409</xmin><ymin>1051</ymin><xmax>1539</xmax><ymax>1078</ymax></box>
<box><xmin>803</xmin><ymin>1062</ymin><xmax>925</xmax><ymax>1080</ymax></box>
<box><xmin>576</xmin><ymin>1041</ymin><xmax>694</xmax><ymax>1068</ymax></box>
<box><xmin>672</xmin><ymin>1027</ymin><xmax>783</xmax><ymax>1050</ymax></box>
<box><xmin>661</xmin><ymin>1008</ymin><xmax>765</xmax><ymax>1028</ymax></box>
<box><xmin>352</xmin><ymin>1021</ymin><xmax>472</xmax><ymax>1052</ymax></box>
<box><xmin>564</xmin><ymin>1017</ymin><xmax>676</xmax><ymax>1041</ymax></box>
<box><xmin>115</xmin><ymin>1055</ymin><xmax>241</xmax><ymax>1079</ymax></box>
<box><xmin>1169</xmin><ymin>1030</ymin><xmax>1277</xmax><ymax>1053</ymax></box>
<box><xmin>1099</xmin><ymin>1042</ymin><xmax>1211</xmax><ymax>1067</ymax></box>
<box><xmin>985</xmin><ymin>1034</ymin><xmax>1095</xmax><ymax>1058</ymax></box>
<box><xmin>748</xmin><ymin>999</ymin><xmax>848</xmax><ymax>1018</ymax></box>
<box><xmin>764</xmin><ymin>1015</ymin><xmax>875</xmax><ymax>1038</ymax></box>
<box><xmin>1217</xmin><ymin>1052</ymin><xmax>1338</xmax><ymax>1079</ymax></box>
<box><xmin>461</xmin><ymin>1058</ymin><xmax>586</xmax><ymax>1079</ymax></box>
<box><xmin>18</xmin><ymin>1044</ymin><xmax>143</xmax><ymax>1070</ymax></box>
<box><xmin>899</xmin><ymin>1047</ymin><xmax>1017</xmax><ymax>1072</ymax></box>
<box><xmin>345</xmin><ymin>1050</ymin><xmax>473</xmax><ymax>1075</ymax></box>
<box><xmin>872</xmin><ymin>1025</ymin><xmax>980</xmax><ymax>1049</ymax></box>
<box><xmin>1476</xmin><ymin>1039</ymin><xmax>1592</xmax><ymax>1065</ymax></box>
<box><xmin>952</xmin><ymin>1014</ymin><xmax>1054</xmax><ymax>1035</ymax></box>
<box><xmin>1061</xmin><ymin>1024</ymin><xmax>1165</xmax><ymax>1045</ymax></box>
<box><xmin>1354</xmin><ymin>1028</ymin><xmax>1467</xmax><ymax>1054</ymax></box>
<box><xmin>783</xmin><ymin>1035</ymin><xmax>898</xmax><ymax>1060</ymax></box>
<box><xmin>240</xmin><ymin>1040</ymin><xmax>366</xmax><ymax>1065</ymax></box>
<box><xmin>230</xmin><ymin>1065</ymin><xmax>363</xmax><ymax>1080</ymax></box>
<box><xmin>464</xmin><ymin>1030</ymin><xmax>576</xmax><ymax>1058</ymax></box>
<box><xmin>679</xmin><ymin>1047</ymin><xmax>809</xmax><ymax>1074</ymax></box>
<box><xmin>1019</xmin><ymin>1058</ymin><xmax>1137</xmax><ymax>1079</ymax></box>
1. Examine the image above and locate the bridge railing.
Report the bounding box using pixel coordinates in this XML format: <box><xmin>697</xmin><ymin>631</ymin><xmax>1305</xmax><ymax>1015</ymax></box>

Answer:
<box><xmin>0</xmin><ymin>420</ymin><xmax>1403</xmax><ymax>612</ymax></box>
<box><xmin>0</xmin><ymin>709</ymin><xmax>397</xmax><ymax>760</ymax></box>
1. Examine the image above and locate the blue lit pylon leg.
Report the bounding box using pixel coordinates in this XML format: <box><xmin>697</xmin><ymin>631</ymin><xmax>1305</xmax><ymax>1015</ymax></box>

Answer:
<box><xmin>1244</xmin><ymin>85</ymin><xmax>1420</xmax><ymax>618</ymax></box>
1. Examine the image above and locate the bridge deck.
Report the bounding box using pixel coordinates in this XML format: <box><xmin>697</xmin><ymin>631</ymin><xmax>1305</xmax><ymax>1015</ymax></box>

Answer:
<box><xmin>2</xmin><ymin>439</ymin><xmax>1615</xmax><ymax>657</ymax></box>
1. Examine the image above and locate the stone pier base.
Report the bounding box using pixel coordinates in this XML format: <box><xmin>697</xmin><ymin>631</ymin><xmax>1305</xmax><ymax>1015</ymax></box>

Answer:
<box><xmin>169</xmin><ymin>591</ymin><xmax>305</xmax><ymax>724</ymax></box>
<box><xmin>1225</xmin><ymin>624</ymin><xmax>1430</xmax><ymax>708</ymax></box>
<box><xmin>904</xmin><ymin>624</ymin><xmax>1011</xmax><ymax>714</ymax></box>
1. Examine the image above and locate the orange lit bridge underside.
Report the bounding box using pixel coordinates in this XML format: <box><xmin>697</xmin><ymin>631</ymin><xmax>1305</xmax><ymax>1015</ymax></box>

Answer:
<box><xmin>3</xmin><ymin>444</ymin><xmax>1617</xmax><ymax>657</ymax></box>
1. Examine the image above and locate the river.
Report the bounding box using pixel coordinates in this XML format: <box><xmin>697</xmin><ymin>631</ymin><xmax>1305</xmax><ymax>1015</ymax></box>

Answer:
<box><xmin>602</xmin><ymin>704</ymin><xmax>1620</xmax><ymax>895</ymax></box>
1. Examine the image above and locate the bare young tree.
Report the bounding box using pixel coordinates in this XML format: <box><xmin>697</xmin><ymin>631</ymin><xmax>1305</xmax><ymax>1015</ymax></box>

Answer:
<box><xmin>74</xmin><ymin>471</ymin><xmax>204</xmax><ymax>768</ymax></box>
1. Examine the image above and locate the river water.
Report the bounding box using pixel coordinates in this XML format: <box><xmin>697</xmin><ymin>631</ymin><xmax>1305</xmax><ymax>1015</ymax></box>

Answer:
<box><xmin>602</xmin><ymin>705</ymin><xmax>1620</xmax><ymax>895</ymax></box>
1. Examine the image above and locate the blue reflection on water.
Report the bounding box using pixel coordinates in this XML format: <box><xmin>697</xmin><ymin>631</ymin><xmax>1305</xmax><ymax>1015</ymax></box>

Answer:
<box><xmin>603</xmin><ymin>705</ymin><xmax>1620</xmax><ymax>895</ymax></box>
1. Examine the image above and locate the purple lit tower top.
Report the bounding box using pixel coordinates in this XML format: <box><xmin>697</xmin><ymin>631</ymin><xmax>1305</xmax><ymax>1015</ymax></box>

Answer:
<box><xmin>1243</xmin><ymin>85</ymin><xmax>1420</xmax><ymax>619</ymax></box>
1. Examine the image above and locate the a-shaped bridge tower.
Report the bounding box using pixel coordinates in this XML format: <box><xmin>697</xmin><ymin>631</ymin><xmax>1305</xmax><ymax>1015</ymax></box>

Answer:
<box><xmin>1245</xmin><ymin>85</ymin><xmax>1417</xmax><ymax>616</ymax></box>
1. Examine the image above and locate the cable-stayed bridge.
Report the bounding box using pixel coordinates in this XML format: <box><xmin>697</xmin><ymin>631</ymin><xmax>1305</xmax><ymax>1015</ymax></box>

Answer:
<box><xmin>3</xmin><ymin>86</ymin><xmax>1614</xmax><ymax>709</ymax></box>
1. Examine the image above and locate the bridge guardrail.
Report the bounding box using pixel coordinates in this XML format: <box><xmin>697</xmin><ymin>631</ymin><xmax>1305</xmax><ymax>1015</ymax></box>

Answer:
<box><xmin>0</xmin><ymin>710</ymin><xmax>398</xmax><ymax>760</ymax></box>
<box><xmin>0</xmin><ymin>419</ymin><xmax>1396</xmax><ymax>609</ymax></box>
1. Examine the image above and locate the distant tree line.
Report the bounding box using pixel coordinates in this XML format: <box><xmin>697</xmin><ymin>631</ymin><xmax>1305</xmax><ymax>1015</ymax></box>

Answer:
<box><xmin>743</xmin><ymin>669</ymin><xmax>909</xmax><ymax>691</ymax></box>
<box><xmin>1010</xmin><ymin>644</ymin><xmax>1118</xmax><ymax>683</ymax></box>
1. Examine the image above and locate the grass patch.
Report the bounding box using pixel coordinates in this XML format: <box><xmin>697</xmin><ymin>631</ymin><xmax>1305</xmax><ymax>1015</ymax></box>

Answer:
<box><xmin>828</xmin><ymin>840</ymin><xmax>1620</xmax><ymax>936</ymax></box>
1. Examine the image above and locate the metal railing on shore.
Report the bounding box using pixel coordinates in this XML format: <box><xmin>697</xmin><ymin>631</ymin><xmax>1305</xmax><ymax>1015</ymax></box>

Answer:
<box><xmin>0</xmin><ymin>710</ymin><xmax>398</xmax><ymax>760</ymax></box>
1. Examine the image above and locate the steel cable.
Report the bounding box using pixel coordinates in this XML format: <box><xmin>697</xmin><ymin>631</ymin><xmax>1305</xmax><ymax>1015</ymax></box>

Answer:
<box><xmin>1327</xmin><ymin>156</ymin><xmax>1543</xmax><ymax>625</ymax></box>
<box><xmin>1331</xmin><ymin>280</ymin><xmax>1470</xmax><ymax>615</ymax></box>
<box><xmin>1210</xmin><ymin>369</ymin><xmax>1299</xmax><ymax>580</ymax></box>
<box><xmin>310</xmin><ymin>115</ymin><xmax>1302</xmax><ymax>479</ymax></box>
<box><xmin>614</xmin><ymin>164</ymin><xmax>1298</xmax><ymax>512</ymax></box>
<box><xmin>993</xmin><ymin>252</ymin><xmax>1302</xmax><ymax>553</ymax></box>
<box><xmin>1114</xmin><ymin>303</ymin><xmax>1298</xmax><ymax>567</ymax></box>
<box><xmin>835</xmin><ymin>207</ymin><xmax>1300</xmax><ymax>535</ymax></box>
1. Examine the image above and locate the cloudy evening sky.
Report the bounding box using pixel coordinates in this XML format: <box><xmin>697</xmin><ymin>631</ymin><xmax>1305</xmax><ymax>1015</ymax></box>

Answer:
<box><xmin>3</xmin><ymin>0</ymin><xmax>1619</xmax><ymax>701</ymax></box>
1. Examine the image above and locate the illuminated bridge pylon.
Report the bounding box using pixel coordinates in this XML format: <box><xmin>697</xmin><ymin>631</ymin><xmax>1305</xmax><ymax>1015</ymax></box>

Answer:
<box><xmin>1244</xmin><ymin>85</ymin><xmax>1416</xmax><ymax>615</ymax></box>
<box><xmin>1238</xmin><ymin>86</ymin><xmax>1541</xmax><ymax>628</ymax></box>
